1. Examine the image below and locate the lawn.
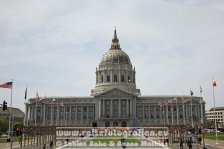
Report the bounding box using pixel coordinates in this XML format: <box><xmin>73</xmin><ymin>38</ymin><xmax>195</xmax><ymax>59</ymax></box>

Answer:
<box><xmin>0</xmin><ymin>136</ymin><xmax>21</xmax><ymax>143</ymax></box>
<box><xmin>202</xmin><ymin>132</ymin><xmax>224</xmax><ymax>140</ymax></box>
<box><xmin>88</xmin><ymin>135</ymin><xmax>141</xmax><ymax>145</ymax></box>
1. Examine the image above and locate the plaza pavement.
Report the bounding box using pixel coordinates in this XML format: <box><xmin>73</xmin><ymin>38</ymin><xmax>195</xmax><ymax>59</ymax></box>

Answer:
<box><xmin>170</xmin><ymin>139</ymin><xmax>224</xmax><ymax>149</ymax></box>
<box><xmin>0</xmin><ymin>138</ymin><xmax>224</xmax><ymax>149</ymax></box>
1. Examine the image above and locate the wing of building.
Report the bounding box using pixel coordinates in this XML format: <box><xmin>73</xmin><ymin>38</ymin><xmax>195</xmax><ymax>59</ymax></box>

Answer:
<box><xmin>205</xmin><ymin>107</ymin><xmax>224</xmax><ymax>127</ymax></box>
<box><xmin>26</xmin><ymin>29</ymin><xmax>205</xmax><ymax>127</ymax></box>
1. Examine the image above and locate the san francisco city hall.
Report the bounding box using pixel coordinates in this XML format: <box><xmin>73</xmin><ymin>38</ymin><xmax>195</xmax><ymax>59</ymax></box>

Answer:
<box><xmin>26</xmin><ymin>29</ymin><xmax>205</xmax><ymax>127</ymax></box>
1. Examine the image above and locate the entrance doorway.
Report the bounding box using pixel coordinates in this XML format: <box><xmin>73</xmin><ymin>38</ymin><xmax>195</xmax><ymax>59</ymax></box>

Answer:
<box><xmin>113</xmin><ymin>121</ymin><xmax>118</xmax><ymax>127</ymax></box>
<box><xmin>105</xmin><ymin>121</ymin><xmax>110</xmax><ymax>127</ymax></box>
<box><xmin>121</xmin><ymin>121</ymin><xmax>126</xmax><ymax>127</ymax></box>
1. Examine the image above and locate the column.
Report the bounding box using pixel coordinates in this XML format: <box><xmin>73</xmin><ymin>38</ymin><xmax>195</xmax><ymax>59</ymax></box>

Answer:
<box><xmin>30</xmin><ymin>107</ymin><xmax>33</xmax><ymax>124</ymax></box>
<box><xmin>130</xmin><ymin>100</ymin><xmax>132</xmax><ymax>117</ymax></box>
<box><xmin>75</xmin><ymin>106</ymin><xmax>78</xmax><ymax>126</ymax></box>
<box><xmin>143</xmin><ymin>106</ymin><xmax>145</xmax><ymax>120</ymax></box>
<box><xmin>176</xmin><ymin>104</ymin><xmax>179</xmax><ymax>125</ymax></box>
<box><xmin>166</xmin><ymin>106</ymin><xmax>169</xmax><ymax>125</ymax></box>
<box><xmin>102</xmin><ymin>100</ymin><xmax>105</xmax><ymax>118</ymax></box>
<box><xmin>154</xmin><ymin>105</ymin><xmax>156</xmax><ymax>123</ymax></box>
<box><xmin>126</xmin><ymin>99</ymin><xmax>129</xmax><ymax>117</ymax></box>
<box><xmin>118</xmin><ymin>69</ymin><xmax>121</xmax><ymax>83</ymax></box>
<box><xmin>51</xmin><ymin>105</ymin><xmax>53</xmax><ymax>126</ymax></box>
<box><xmin>118</xmin><ymin>99</ymin><xmax>121</xmax><ymax>117</ymax></box>
<box><xmin>110</xmin><ymin>70</ymin><xmax>113</xmax><ymax>83</ymax></box>
<box><xmin>99</xmin><ymin>100</ymin><xmax>101</xmax><ymax>118</ymax></box>
<box><xmin>159</xmin><ymin>106</ymin><xmax>162</xmax><ymax>124</ymax></box>
<box><xmin>69</xmin><ymin>106</ymin><xmax>72</xmax><ymax>125</ymax></box>
<box><xmin>43</xmin><ymin>104</ymin><xmax>46</xmax><ymax>126</ymax></box>
<box><xmin>81</xmin><ymin>106</ymin><xmax>83</xmax><ymax>121</ymax></box>
<box><xmin>110</xmin><ymin>100</ymin><xmax>113</xmax><ymax>118</ymax></box>
<box><xmin>64</xmin><ymin>105</ymin><xmax>66</xmax><ymax>126</ymax></box>
<box><xmin>56</xmin><ymin>105</ymin><xmax>59</xmax><ymax>126</ymax></box>
<box><xmin>87</xmin><ymin>106</ymin><xmax>89</xmax><ymax>120</ymax></box>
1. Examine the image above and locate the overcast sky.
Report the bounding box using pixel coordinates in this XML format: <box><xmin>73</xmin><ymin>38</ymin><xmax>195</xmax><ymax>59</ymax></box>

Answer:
<box><xmin>0</xmin><ymin>0</ymin><xmax>224</xmax><ymax>112</ymax></box>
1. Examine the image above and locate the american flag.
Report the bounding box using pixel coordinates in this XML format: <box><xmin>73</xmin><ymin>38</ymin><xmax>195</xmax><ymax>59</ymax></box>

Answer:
<box><xmin>0</xmin><ymin>82</ymin><xmax>13</xmax><ymax>89</ymax></box>
<box><xmin>158</xmin><ymin>102</ymin><xmax>163</xmax><ymax>107</ymax></box>
<box><xmin>212</xmin><ymin>80</ymin><xmax>217</xmax><ymax>87</ymax></box>
<box><xmin>167</xmin><ymin>99</ymin><xmax>173</xmax><ymax>104</ymax></box>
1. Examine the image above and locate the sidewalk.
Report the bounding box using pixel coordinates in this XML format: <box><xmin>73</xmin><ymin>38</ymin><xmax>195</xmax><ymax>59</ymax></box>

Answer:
<box><xmin>0</xmin><ymin>142</ymin><xmax>46</xmax><ymax>149</ymax></box>
<box><xmin>204</xmin><ymin>139</ymin><xmax>224</xmax><ymax>149</ymax></box>
<box><xmin>171</xmin><ymin>139</ymin><xmax>224</xmax><ymax>149</ymax></box>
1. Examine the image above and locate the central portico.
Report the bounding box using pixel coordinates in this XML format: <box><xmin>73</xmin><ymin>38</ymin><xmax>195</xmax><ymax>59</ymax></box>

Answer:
<box><xmin>91</xmin><ymin>29</ymin><xmax>141</xmax><ymax>127</ymax></box>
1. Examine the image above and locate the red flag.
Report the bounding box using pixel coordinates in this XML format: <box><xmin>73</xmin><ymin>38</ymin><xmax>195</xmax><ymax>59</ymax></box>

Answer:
<box><xmin>0</xmin><ymin>82</ymin><xmax>12</xmax><ymax>89</ymax></box>
<box><xmin>212</xmin><ymin>80</ymin><xmax>217</xmax><ymax>87</ymax></box>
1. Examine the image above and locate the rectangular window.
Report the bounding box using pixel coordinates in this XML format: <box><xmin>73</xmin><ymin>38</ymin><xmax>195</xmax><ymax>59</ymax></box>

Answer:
<box><xmin>101</xmin><ymin>76</ymin><xmax>103</xmax><ymax>83</ymax></box>
<box><xmin>128</xmin><ymin>76</ymin><xmax>131</xmax><ymax>83</ymax></box>
<box><xmin>121</xmin><ymin>75</ymin><xmax>125</xmax><ymax>82</ymax></box>
<box><xmin>107</xmin><ymin>75</ymin><xmax>110</xmax><ymax>82</ymax></box>
<box><xmin>114</xmin><ymin>75</ymin><xmax>117</xmax><ymax>82</ymax></box>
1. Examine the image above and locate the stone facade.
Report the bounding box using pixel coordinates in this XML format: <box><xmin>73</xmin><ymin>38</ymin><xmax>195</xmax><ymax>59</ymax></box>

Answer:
<box><xmin>26</xmin><ymin>29</ymin><xmax>205</xmax><ymax>127</ymax></box>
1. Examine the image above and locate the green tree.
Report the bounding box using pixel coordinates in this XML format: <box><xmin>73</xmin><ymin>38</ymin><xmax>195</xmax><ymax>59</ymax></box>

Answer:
<box><xmin>0</xmin><ymin>118</ymin><xmax>8</xmax><ymax>133</ymax></box>
<box><xmin>204</xmin><ymin>119</ymin><xmax>215</xmax><ymax>128</ymax></box>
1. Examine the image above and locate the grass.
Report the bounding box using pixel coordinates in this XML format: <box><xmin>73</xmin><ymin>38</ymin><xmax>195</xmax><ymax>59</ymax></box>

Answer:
<box><xmin>203</xmin><ymin>132</ymin><xmax>224</xmax><ymax>140</ymax></box>
<box><xmin>88</xmin><ymin>135</ymin><xmax>141</xmax><ymax>145</ymax></box>
<box><xmin>0</xmin><ymin>136</ymin><xmax>21</xmax><ymax>143</ymax></box>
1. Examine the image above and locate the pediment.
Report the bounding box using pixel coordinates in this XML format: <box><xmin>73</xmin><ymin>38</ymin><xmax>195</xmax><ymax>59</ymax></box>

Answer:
<box><xmin>98</xmin><ymin>88</ymin><xmax>132</xmax><ymax>98</ymax></box>
<box><xmin>185</xmin><ymin>99</ymin><xmax>200</xmax><ymax>105</ymax></box>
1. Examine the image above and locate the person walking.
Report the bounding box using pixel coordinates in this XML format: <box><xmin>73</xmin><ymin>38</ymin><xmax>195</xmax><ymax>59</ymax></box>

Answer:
<box><xmin>180</xmin><ymin>138</ymin><xmax>183</xmax><ymax>149</ymax></box>
<box><xmin>187</xmin><ymin>138</ymin><xmax>192</xmax><ymax>149</ymax></box>
<box><xmin>50</xmin><ymin>140</ymin><xmax>53</xmax><ymax>149</ymax></box>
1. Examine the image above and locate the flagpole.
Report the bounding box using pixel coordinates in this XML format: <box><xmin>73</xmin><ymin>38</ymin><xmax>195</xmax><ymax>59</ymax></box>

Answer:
<box><xmin>23</xmin><ymin>86</ymin><xmax>27</xmax><ymax>147</ymax></box>
<box><xmin>9</xmin><ymin>79</ymin><xmax>13</xmax><ymax>149</ymax></box>
<box><xmin>176</xmin><ymin>97</ymin><xmax>179</xmax><ymax>125</ymax></box>
<box><xmin>166</xmin><ymin>102</ymin><xmax>169</xmax><ymax>125</ymax></box>
<box><xmin>190</xmin><ymin>90</ymin><xmax>194</xmax><ymax>128</ymax></box>
<box><xmin>163</xmin><ymin>104</ymin><xmax>165</xmax><ymax>125</ymax></box>
<box><xmin>181</xmin><ymin>94</ymin><xmax>186</xmax><ymax>126</ymax></box>
<box><xmin>35</xmin><ymin>90</ymin><xmax>38</xmax><ymax>127</ymax></box>
<box><xmin>200</xmin><ymin>85</ymin><xmax>206</xmax><ymax>148</ymax></box>
<box><xmin>43</xmin><ymin>101</ymin><xmax>46</xmax><ymax>127</ymax></box>
<box><xmin>212</xmin><ymin>78</ymin><xmax>219</xmax><ymax>144</ymax></box>
<box><xmin>190</xmin><ymin>96</ymin><xmax>193</xmax><ymax>127</ymax></box>
<box><xmin>57</xmin><ymin>100</ymin><xmax>59</xmax><ymax>126</ymax></box>
<box><xmin>51</xmin><ymin>100</ymin><xmax>53</xmax><ymax>126</ymax></box>
<box><xmin>171</xmin><ymin>101</ymin><xmax>174</xmax><ymax>125</ymax></box>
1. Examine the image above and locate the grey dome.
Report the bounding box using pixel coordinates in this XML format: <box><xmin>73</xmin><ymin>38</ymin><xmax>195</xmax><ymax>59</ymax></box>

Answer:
<box><xmin>101</xmin><ymin>50</ymin><xmax>131</xmax><ymax>64</ymax></box>
<box><xmin>100</xmin><ymin>29</ymin><xmax>131</xmax><ymax>64</ymax></box>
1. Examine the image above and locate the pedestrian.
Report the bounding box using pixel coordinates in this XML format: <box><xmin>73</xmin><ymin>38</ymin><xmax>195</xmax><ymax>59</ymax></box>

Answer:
<box><xmin>180</xmin><ymin>138</ymin><xmax>183</xmax><ymax>149</ymax></box>
<box><xmin>50</xmin><ymin>140</ymin><xmax>53</xmax><ymax>148</ymax></box>
<box><xmin>187</xmin><ymin>139</ymin><xmax>192</xmax><ymax>149</ymax></box>
<box><xmin>166</xmin><ymin>138</ymin><xmax>169</xmax><ymax>146</ymax></box>
<box><xmin>19</xmin><ymin>137</ymin><xmax>22</xmax><ymax>147</ymax></box>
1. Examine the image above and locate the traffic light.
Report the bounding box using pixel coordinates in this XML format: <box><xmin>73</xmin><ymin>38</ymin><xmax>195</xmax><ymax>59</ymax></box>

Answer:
<box><xmin>16</xmin><ymin>128</ymin><xmax>22</xmax><ymax>136</ymax></box>
<box><xmin>3</xmin><ymin>100</ymin><xmax>7</xmax><ymax>111</ymax></box>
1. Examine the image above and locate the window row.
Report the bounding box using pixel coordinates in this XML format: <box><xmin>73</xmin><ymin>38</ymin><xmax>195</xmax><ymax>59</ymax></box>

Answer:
<box><xmin>98</xmin><ymin>75</ymin><xmax>134</xmax><ymax>83</ymax></box>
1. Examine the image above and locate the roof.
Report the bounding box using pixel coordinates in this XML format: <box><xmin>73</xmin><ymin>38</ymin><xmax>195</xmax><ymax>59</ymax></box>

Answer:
<box><xmin>0</xmin><ymin>107</ymin><xmax>24</xmax><ymax>118</ymax></box>
<box><xmin>209</xmin><ymin>107</ymin><xmax>224</xmax><ymax>111</ymax></box>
